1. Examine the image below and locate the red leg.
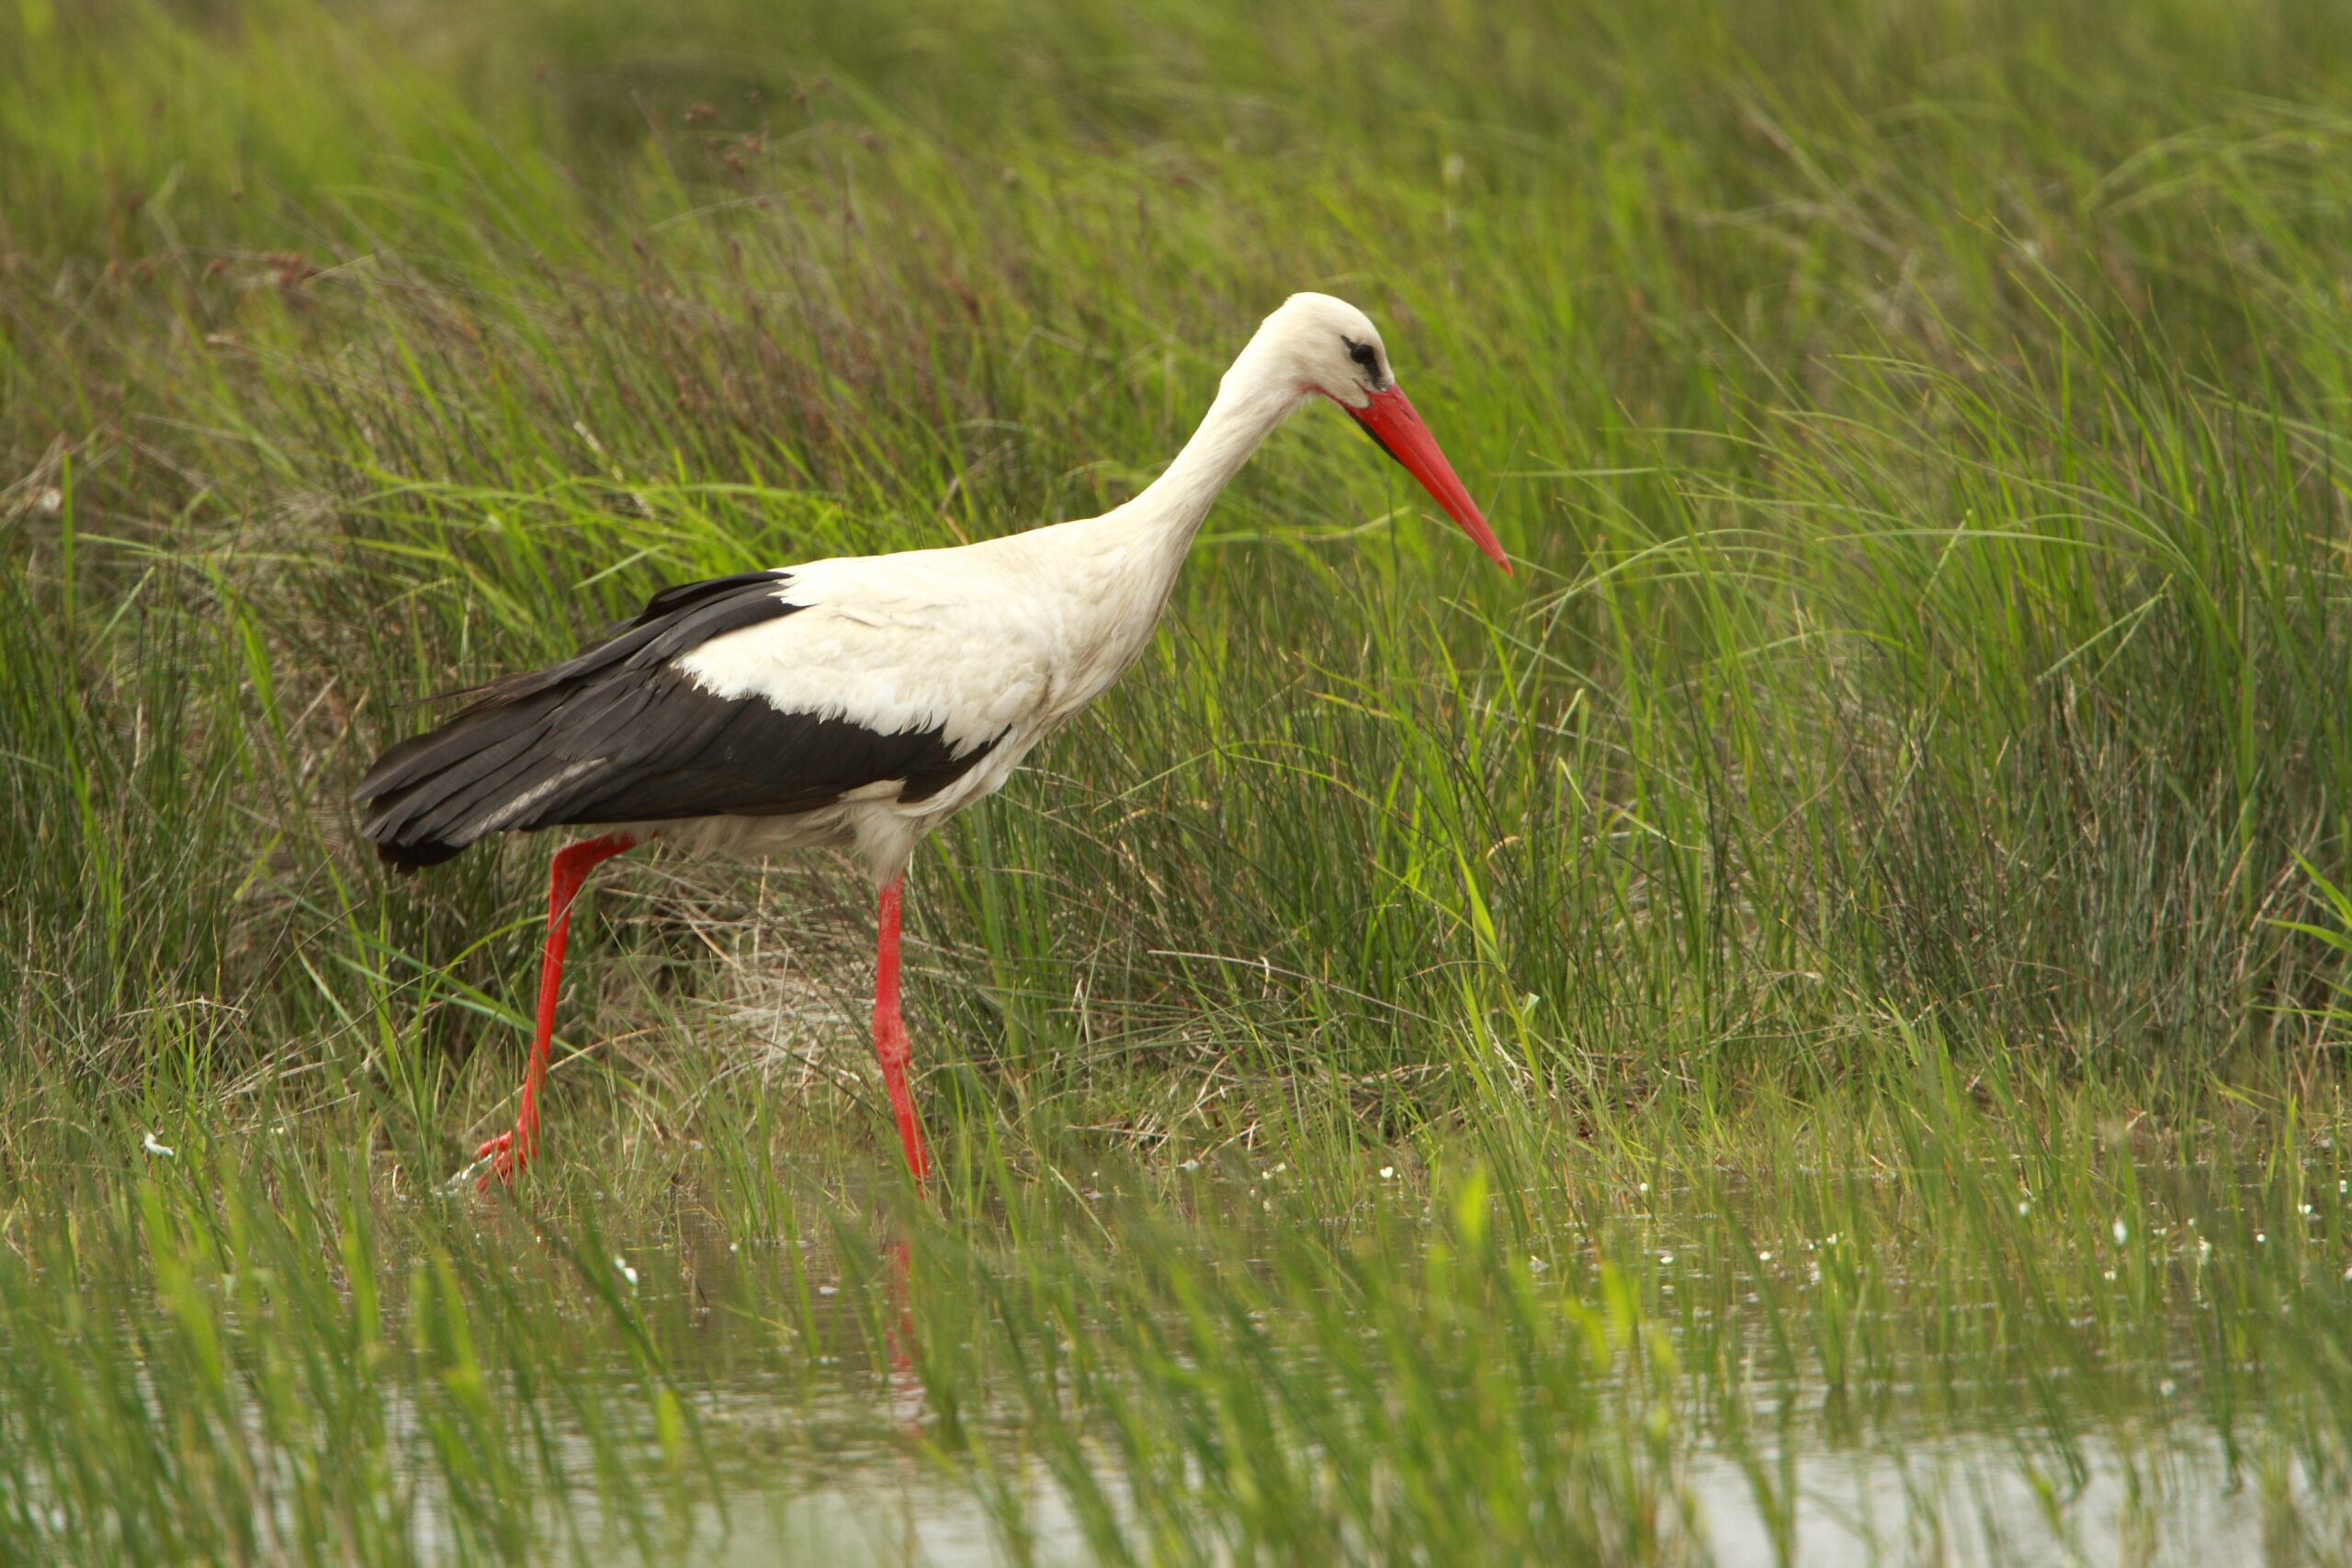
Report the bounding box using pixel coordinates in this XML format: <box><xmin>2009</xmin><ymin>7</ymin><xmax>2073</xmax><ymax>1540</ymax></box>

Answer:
<box><xmin>479</xmin><ymin>832</ymin><xmax>637</xmax><ymax>1186</ymax></box>
<box><xmin>873</xmin><ymin>877</ymin><xmax>933</xmax><ymax>1184</ymax></box>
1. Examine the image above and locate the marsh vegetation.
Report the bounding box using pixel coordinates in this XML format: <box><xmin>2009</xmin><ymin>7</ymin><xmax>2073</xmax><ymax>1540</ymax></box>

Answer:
<box><xmin>9</xmin><ymin>0</ymin><xmax>2352</xmax><ymax>1559</ymax></box>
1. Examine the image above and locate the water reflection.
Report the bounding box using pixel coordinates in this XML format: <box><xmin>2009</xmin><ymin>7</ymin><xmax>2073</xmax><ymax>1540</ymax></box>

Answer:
<box><xmin>885</xmin><ymin>1230</ymin><xmax>926</xmax><ymax>1431</ymax></box>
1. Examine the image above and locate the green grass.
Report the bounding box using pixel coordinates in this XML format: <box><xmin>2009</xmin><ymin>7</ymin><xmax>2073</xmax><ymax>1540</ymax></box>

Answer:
<box><xmin>10</xmin><ymin>0</ymin><xmax>2352</xmax><ymax>1559</ymax></box>
<box><xmin>5</xmin><ymin>1048</ymin><xmax>2350</xmax><ymax>1562</ymax></box>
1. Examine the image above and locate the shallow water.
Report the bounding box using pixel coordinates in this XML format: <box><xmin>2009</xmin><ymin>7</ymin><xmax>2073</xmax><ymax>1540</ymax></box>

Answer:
<box><xmin>650</xmin><ymin>1396</ymin><xmax>2309</xmax><ymax>1565</ymax></box>
<box><xmin>551</xmin><ymin>1168</ymin><xmax>2352</xmax><ymax>1564</ymax></box>
<box><xmin>467</xmin><ymin>1215</ymin><xmax>2345</xmax><ymax>1564</ymax></box>
<box><xmin>6</xmin><ymin>1140</ymin><xmax>2348</xmax><ymax>1566</ymax></box>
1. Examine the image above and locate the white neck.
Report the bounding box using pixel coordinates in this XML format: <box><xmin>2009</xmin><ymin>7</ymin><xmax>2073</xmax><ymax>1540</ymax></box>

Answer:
<box><xmin>1097</xmin><ymin>351</ymin><xmax>1306</xmax><ymax>580</ymax></box>
<box><xmin>996</xmin><ymin>310</ymin><xmax>1344</xmax><ymax>719</ymax></box>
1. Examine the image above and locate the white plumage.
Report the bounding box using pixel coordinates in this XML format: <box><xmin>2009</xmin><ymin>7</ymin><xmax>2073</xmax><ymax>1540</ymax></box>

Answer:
<box><xmin>356</xmin><ymin>291</ymin><xmax>1509</xmax><ymax>1186</ymax></box>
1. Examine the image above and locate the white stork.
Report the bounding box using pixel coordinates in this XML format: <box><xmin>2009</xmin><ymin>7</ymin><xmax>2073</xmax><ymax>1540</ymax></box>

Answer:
<box><xmin>356</xmin><ymin>292</ymin><xmax>1510</xmax><ymax>1185</ymax></box>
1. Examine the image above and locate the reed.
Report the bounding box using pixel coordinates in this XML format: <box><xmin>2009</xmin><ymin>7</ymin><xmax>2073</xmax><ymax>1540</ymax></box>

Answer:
<box><xmin>8</xmin><ymin>0</ymin><xmax>2352</xmax><ymax>1558</ymax></box>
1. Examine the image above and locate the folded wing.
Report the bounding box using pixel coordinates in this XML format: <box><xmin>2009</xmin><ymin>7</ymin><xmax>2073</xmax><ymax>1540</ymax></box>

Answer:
<box><xmin>355</xmin><ymin>569</ymin><xmax>1011</xmax><ymax>871</ymax></box>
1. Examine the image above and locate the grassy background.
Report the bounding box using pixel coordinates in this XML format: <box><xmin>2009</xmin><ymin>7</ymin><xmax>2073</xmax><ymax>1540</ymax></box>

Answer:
<box><xmin>13</xmin><ymin>0</ymin><xmax>2352</xmax><ymax>1151</ymax></box>
<box><xmin>12</xmin><ymin>1</ymin><xmax>2352</xmax><ymax>1561</ymax></box>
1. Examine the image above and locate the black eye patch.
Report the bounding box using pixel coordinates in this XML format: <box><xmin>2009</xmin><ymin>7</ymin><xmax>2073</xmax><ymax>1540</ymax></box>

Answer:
<box><xmin>1344</xmin><ymin>338</ymin><xmax>1382</xmax><ymax>383</ymax></box>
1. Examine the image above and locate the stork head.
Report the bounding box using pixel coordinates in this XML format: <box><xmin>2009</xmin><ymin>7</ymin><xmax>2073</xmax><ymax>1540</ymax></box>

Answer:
<box><xmin>1248</xmin><ymin>292</ymin><xmax>1511</xmax><ymax>573</ymax></box>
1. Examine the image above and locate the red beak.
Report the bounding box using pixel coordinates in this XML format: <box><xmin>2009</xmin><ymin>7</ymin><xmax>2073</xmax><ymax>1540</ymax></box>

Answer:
<box><xmin>1345</xmin><ymin>385</ymin><xmax>1511</xmax><ymax>574</ymax></box>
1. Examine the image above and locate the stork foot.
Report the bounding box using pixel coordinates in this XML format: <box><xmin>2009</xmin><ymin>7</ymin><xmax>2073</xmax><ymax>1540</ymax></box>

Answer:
<box><xmin>473</xmin><ymin>1129</ymin><xmax>531</xmax><ymax>1190</ymax></box>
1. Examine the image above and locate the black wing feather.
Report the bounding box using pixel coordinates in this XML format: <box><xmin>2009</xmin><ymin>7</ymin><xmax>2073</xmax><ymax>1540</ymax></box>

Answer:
<box><xmin>421</xmin><ymin>570</ymin><xmax>798</xmax><ymax>719</ymax></box>
<box><xmin>355</xmin><ymin>570</ymin><xmax>1001</xmax><ymax>873</ymax></box>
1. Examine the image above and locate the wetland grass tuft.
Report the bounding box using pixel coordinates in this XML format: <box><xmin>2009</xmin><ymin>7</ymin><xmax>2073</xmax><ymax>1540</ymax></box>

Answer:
<box><xmin>9</xmin><ymin>0</ymin><xmax>2352</xmax><ymax>1558</ymax></box>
